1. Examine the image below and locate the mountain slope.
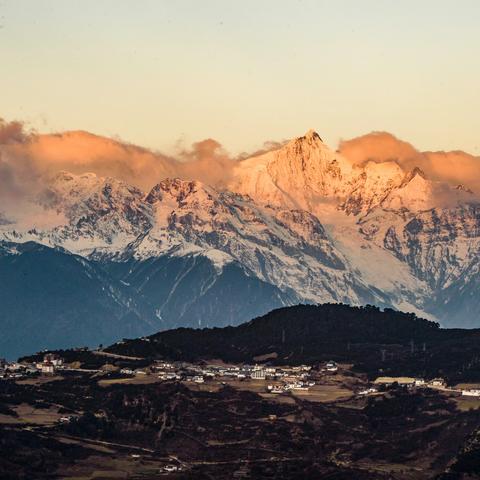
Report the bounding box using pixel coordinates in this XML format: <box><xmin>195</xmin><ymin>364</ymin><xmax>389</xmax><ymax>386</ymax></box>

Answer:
<box><xmin>103</xmin><ymin>254</ymin><xmax>300</xmax><ymax>328</ymax></box>
<box><xmin>0</xmin><ymin>241</ymin><xmax>161</xmax><ymax>359</ymax></box>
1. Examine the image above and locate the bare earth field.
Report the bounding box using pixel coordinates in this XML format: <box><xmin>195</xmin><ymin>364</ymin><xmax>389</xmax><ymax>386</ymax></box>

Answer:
<box><xmin>2</xmin><ymin>361</ymin><xmax>480</xmax><ymax>479</ymax></box>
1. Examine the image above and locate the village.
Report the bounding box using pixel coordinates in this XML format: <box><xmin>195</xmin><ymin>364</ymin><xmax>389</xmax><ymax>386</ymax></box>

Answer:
<box><xmin>3</xmin><ymin>353</ymin><xmax>480</xmax><ymax>400</ymax></box>
<box><xmin>0</xmin><ymin>353</ymin><xmax>65</xmax><ymax>378</ymax></box>
<box><xmin>0</xmin><ymin>352</ymin><xmax>321</xmax><ymax>394</ymax></box>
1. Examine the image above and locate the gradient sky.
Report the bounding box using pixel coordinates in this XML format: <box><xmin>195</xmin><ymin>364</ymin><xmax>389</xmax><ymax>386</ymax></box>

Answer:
<box><xmin>1</xmin><ymin>0</ymin><xmax>479</xmax><ymax>155</ymax></box>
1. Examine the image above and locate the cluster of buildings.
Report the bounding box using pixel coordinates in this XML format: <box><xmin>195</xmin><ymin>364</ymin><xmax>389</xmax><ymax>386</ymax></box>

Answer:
<box><xmin>372</xmin><ymin>376</ymin><xmax>446</xmax><ymax>389</ymax></box>
<box><xmin>0</xmin><ymin>353</ymin><xmax>65</xmax><ymax>380</ymax></box>
<box><xmin>35</xmin><ymin>353</ymin><xmax>64</xmax><ymax>374</ymax></box>
<box><xmin>266</xmin><ymin>380</ymin><xmax>315</xmax><ymax>394</ymax></box>
<box><xmin>461</xmin><ymin>389</ymin><xmax>480</xmax><ymax>397</ymax></box>
<box><xmin>0</xmin><ymin>358</ymin><xmax>31</xmax><ymax>380</ymax></box>
<box><xmin>365</xmin><ymin>376</ymin><xmax>447</xmax><ymax>395</ymax></box>
<box><xmin>118</xmin><ymin>360</ymin><xmax>317</xmax><ymax>388</ymax></box>
<box><xmin>322</xmin><ymin>360</ymin><xmax>339</xmax><ymax>373</ymax></box>
<box><xmin>366</xmin><ymin>376</ymin><xmax>480</xmax><ymax>398</ymax></box>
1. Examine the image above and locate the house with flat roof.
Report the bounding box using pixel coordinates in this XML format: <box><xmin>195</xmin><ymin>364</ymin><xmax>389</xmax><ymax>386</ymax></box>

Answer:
<box><xmin>374</xmin><ymin>376</ymin><xmax>416</xmax><ymax>387</ymax></box>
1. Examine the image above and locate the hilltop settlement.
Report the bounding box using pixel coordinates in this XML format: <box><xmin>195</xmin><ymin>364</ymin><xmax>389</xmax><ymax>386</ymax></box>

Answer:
<box><xmin>4</xmin><ymin>352</ymin><xmax>480</xmax><ymax>400</ymax></box>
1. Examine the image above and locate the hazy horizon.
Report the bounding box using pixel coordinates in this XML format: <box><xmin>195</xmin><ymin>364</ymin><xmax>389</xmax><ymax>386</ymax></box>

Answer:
<box><xmin>1</xmin><ymin>0</ymin><xmax>479</xmax><ymax>157</ymax></box>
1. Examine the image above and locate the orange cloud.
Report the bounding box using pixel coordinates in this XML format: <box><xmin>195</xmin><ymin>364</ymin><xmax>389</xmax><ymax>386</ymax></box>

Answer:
<box><xmin>176</xmin><ymin>138</ymin><xmax>235</xmax><ymax>187</ymax></box>
<box><xmin>1</xmin><ymin>118</ymin><xmax>479</xmax><ymax>211</ymax></box>
<box><xmin>339</xmin><ymin>132</ymin><xmax>480</xmax><ymax>192</ymax></box>
<box><xmin>0</xmin><ymin>120</ymin><xmax>239</xmax><ymax>209</ymax></box>
<box><xmin>0</xmin><ymin>118</ymin><xmax>30</xmax><ymax>144</ymax></box>
<box><xmin>7</xmin><ymin>130</ymin><xmax>178</xmax><ymax>187</ymax></box>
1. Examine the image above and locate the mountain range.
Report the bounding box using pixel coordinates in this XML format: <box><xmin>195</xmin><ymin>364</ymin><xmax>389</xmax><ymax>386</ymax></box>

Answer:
<box><xmin>1</xmin><ymin>129</ymin><xmax>479</xmax><ymax>358</ymax></box>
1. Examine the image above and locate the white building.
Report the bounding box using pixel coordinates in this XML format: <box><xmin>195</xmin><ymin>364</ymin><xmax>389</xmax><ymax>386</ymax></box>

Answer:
<box><xmin>41</xmin><ymin>362</ymin><xmax>55</xmax><ymax>375</ymax></box>
<box><xmin>358</xmin><ymin>387</ymin><xmax>378</xmax><ymax>395</ymax></box>
<box><xmin>290</xmin><ymin>383</ymin><xmax>309</xmax><ymax>391</ymax></box>
<box><xmin>429</xmin><ymin>378</ymin><xmax>446</xmax><ymax>388</ymax></box>
<box><xmin>267</xmin><ymin>385</ymin><xmax>284</xmax><ymax>394</ymax></box>
<box><xmin>325</xmin><ymin>361</ymin><xmax>338</xmax><ymax>373</ymax></box>
<box><xmin>462</xmin><ymin>389</ymin><xmax>480</xmax><ymax>397</ymax></box>
<box><xmin>250</xmin><ymin>369</ymin><xmax>266</xmax><ymax>380</ymax></box>
<box><xmin>43</xmin><ymin>354</ymin><xmax>63</xmax><ymax>367</ymax></box>
<box><xmin>373</xmin><ymin>377</ymin><xmax>416</xmax><ymax>387</ymax></box>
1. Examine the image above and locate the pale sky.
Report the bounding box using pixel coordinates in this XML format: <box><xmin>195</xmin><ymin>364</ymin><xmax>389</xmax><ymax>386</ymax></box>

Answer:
<box><xmin>1</xmin><ymin>0</ymin><xmax>479</xmax><ymax>155</ymax></box>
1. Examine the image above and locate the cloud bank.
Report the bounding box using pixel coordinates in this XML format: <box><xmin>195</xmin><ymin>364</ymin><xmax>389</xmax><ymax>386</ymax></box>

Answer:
<box><xmin>338</xmin><ymin>132</ymin><xmax>480</xmax><ymax>192</ymax></box>
<box><xmin>1</xmin><ymin>118</ymin><xmax>479</xmax><ymax>211</ymax></box>
<box><xmin>0</xmin><ymin>119</ymin><xmax>238</xmax><ymax>206</ymax></box>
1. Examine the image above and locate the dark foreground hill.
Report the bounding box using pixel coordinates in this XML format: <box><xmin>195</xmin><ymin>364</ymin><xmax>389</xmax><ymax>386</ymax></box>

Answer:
<box><xmin>107</xmin><ymin>304</ymin><xmax>480</xmax><ymax>383</ymax></box>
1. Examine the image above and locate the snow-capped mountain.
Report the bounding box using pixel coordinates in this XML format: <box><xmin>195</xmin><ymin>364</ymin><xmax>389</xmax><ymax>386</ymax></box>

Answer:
<box><xmin>1</xmin><ymin>173</ymin><xmax>391</xmax><ymax>306</ymax></box>
<box><xmin>1</xmin><ymin>129</ymin><xmax>479</xmax><ymax>356</ymax></box>
<box><xmin>228</xmin><ymin>130</ymin><xmax>479</xmax><ymax>325</ymax></box>
<box><xmin>229</xmin><ymin>130</ymin><xmax>472</xmax><ymax>216</ymax></box>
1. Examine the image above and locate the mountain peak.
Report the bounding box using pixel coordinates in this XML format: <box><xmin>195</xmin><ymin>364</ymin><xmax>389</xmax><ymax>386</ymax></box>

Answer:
<box><xmin>303</xmin><ymin>129</ymin><xmax>323</xmax><ymax>142</ymax></box>
<box><xmin>403</xmin><ymin>166</ymin><xmax>427</xmax><ymax>185</ymax></box>
<box><xmin>277</xmin><ymin>129</ymin><xmax>334</xmax><ymax>165</ymax></box>
<box><xmin>283</xmin><ymin>130</ymin><xmax>325</xmax><ymax>152</ymax></box>
<box><xmin>293</xmin><ymin>129</ymin><xmax>323</xmax><ymax>145</ymax></box>
<box><xmin>146</xmin><ymin>178</ymin><xmax>212</xmax><ymax>204</ymax></box>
